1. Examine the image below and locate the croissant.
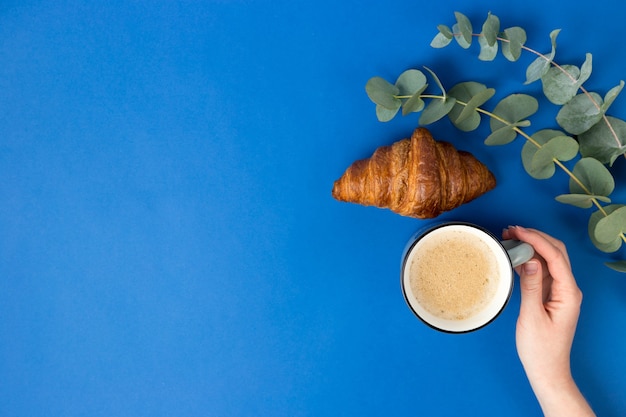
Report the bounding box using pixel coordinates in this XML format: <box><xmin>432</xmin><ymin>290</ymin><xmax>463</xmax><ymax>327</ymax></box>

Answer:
<box><xmin>331</xmin><ymin>127</ymin><xmax>496</xmax><ymax>219</ymax></box>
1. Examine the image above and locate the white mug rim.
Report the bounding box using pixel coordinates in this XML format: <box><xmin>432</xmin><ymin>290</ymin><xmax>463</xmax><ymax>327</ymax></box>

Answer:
<box><xmin>401</xmin><ymin>222</ymin><xmax>514</xmax><ymax>333</ymax></box>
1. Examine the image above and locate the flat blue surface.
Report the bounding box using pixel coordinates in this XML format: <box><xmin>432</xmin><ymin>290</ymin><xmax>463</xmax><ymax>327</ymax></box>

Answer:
<box><xmin>1</xmin><ymin>1</ymin><xmax>625</xmax><ymax>416</ymax></box>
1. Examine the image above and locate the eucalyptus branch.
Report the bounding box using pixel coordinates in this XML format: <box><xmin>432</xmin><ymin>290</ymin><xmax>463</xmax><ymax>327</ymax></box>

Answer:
<box><xmin>494</xmin><ymin>37</ymin><xmax>625</xmax><ymax>154</ymax></box>
<box><xmin>366</xmin><ymin>60</ymin><xmax>626</xmax><ymax>272</ymax></box>
<box><xmin>432</xmin><ymin>11</ymin><xmax>626</xmax><ymax>166</ymax></box>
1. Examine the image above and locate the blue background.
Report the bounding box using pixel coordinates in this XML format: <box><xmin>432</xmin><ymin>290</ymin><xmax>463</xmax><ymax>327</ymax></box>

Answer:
<box><xmin>1</xmin><ymin>1</ymin><xmax>625</xmax><ymax>416</ymax></box>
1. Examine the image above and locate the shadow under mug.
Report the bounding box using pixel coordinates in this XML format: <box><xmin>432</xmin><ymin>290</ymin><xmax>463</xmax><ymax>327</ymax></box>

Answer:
<box><xmin>401</xmin><ymin>222</ymin><xmax>534</xmax><ymax>333</ymax></box>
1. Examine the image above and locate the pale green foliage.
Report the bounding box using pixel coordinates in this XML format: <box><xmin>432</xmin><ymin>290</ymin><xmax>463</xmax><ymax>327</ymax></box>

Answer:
<box><xmin>366</xmin><ymin>11</ymin><xmax>626</xmax><ymax>271</ymax></box>
<box><xmin>501</xmin><ymin>27</ymin><xmax>527</xmax><ymax>61</ymax></box>
<box><xmin>448</xmin><ymin>82</ymin><xmax>495</xmax><ymax>131</ymax></box>
<box><xmin>542</xmin><ymin>54</ymin><xmax>592</xmax><ymax>105</ymax></box>
<box><xmin>594</xmin><ymin>206</ymin><xmax>626</xmax><ymax>244</ymax></box>
<box><xmin>556</xmin><ymin>158</ymin><xmax>614</xmax><ymax>208</ymax></box>
<box><xmin>486</xmin><ymin>94</ymin><xmax>537</xmax><ymax>145</ymax></box>
<box><xmin>569</xmin><ymin>158</ymin><xmax>615</xmax><ymax>197</ymax></box>
<box><xmin>589</xmin><ymin>205</ymin><xmax>624</xmax><ymax>253</ymax></box>
<box><xmin>521</xmin><ymin>130</ymin><xmax>578</xmax><ymax>179</ymax></box>
<box><xmin>453</xmin><ymin>12</ymin><xmax>472</xmax><ymax>48</ymax></box>
<box><xmin>556</xmin><ymin>92</ymin><xmax>603</xmax><ymax>135</ymax></box>
<box><xmin>578</xmin><ymin>116</ymin><xmax>626</xmax><ymax>165</ymax></box>
<box><xmin>525</xmin><ymin>29</ymin><xmax>559</xmax><ymax>84</ymax></box>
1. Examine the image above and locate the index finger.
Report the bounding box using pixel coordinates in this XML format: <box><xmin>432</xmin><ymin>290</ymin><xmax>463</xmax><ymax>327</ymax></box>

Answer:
<box><xmin>508</xmin><ymin>226</ymin><xmax>575</xmax><ymax>286</ymax></box>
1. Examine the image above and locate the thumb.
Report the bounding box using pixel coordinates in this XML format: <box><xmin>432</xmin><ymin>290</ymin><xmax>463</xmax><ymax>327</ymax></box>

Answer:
<box><xmin>518</xmin><ymin>260</ymin><xmax>545</xmax><ymax>316</ymax></box>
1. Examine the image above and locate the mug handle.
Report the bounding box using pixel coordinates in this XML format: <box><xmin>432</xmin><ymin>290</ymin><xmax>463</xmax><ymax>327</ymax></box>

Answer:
<box><xmin>500</xmin><ymin>240</ymin><xmax>535</xmax><ymax>268</ymax></box>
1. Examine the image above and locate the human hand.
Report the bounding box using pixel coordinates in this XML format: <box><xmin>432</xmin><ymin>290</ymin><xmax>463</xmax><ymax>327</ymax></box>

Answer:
<box><xmin>503</xmin><ymin>226</ymin><xmax>594</xmax><ymax>417</ymax></box>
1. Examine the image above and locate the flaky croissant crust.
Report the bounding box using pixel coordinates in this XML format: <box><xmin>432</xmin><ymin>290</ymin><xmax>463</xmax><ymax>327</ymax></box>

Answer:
<box><xmin>332</xmin><ymin>127</ymin><xmax>496</xmax><ymax>219</ymax></box>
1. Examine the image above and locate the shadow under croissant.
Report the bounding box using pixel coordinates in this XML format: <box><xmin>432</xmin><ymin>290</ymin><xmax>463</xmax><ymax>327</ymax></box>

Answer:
<box><xmin>331</xmin><ymin>127</ymin><xmax>497</xmax><ymax>219</ymax></box>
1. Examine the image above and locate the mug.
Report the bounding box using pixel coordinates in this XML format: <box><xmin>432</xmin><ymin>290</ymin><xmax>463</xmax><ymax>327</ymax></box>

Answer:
<box><xmin>401</xmin><ymin>222</ymin><xmax>534</xmax><ymax>333</ymax></box>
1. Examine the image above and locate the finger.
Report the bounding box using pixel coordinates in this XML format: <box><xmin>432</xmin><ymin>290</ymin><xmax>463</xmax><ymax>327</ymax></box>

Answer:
<box><xmin>522</xmin><ymin>228</ymin><xmax>571</xmax><ymax>267</ymax></box>
<box><xmin>509</xmin><ymin>226</ymin><xmax>576</xmax><ymax>288</ymax></box>
<box><xmin>518</xmin><ymin>259</ymin><xmax>546</xmax><ymax>317</ymax></box>
<box><xmin>506</xmin><ymin>226</ymin><xmax>571</xmax><ymax>268</ymax></box>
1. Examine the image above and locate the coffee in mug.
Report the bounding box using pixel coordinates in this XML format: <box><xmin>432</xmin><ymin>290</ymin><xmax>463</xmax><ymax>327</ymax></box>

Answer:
<box><xmin>401</xmin><ymin>222</ymin><xmax>534</xmax><ymax>333</ymax></box>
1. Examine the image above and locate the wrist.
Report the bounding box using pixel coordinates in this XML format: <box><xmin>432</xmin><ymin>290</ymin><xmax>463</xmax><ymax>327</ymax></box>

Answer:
<box><xmin>528</xmin><ymin>374</ymin><xmax>595</xmax><ymax>417</ymax></box>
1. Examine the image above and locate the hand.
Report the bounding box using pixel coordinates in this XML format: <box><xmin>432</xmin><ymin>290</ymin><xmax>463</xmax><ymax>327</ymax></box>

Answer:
<box><xmin>503</xmin><ymin>226</ymin><xmax>595</xmax><ymax>417</ymax></box>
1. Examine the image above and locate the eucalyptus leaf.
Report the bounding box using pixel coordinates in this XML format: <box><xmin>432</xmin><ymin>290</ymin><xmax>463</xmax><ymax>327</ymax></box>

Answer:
<box><xmin>524</xmin><ymin>29</ymin><xmax>560</xmax><ymax>84</ymax></box>
<box><xmin>478</xmin><ymin>35</ymin><xmax>498</xmax><ymax>61</ymax></box>
<box><xmin>396</xmin><ymin>69</ymin><xmax>427</xmax><ymax>96</ymax></box>
<box><xmin>402</xmin><ymin>85</ymin><xmax>427</xmax><ymax>115</ymax></box>
<box><xmin>375</xmin><ymin>104</ymin><xmax>400</xmax><ymax>122</ymax></box>
<box><xmin>485</xmin><ymin>125</ymin><xmax>517</xmax><ymax>145</ymax></box>
<box><xmin>589</xmin><ymin>205</ymin><xmax>625</xmax><ymax>253</ymax></box>
<box><xmin>595</xmin><ymin>206</ymin><xmax>626</xmax><ymax>244</ymax></box>
<box><xmin>447</xmin><ymin>82</ymin><xmax>495</xmax><ymax>131</ymax></box>
<box><xmin>556</xmin><ymin>92</ymin><xmax>604</xmax><ymax>135</ymax></box>
<box><xmin>579</xmin><ymin>53</ymin><xmax>593</xmax><ymax>85</ymax></box>
<box><xmin>366</xmin><ymin>77</ymin><xmax>401</xmax><ymax>109</ymax></box>
<box><xmin>531</xmin><ymin>135</ymin><xmax>578</xmax><ymax>178</ymax></box>
<box><xmin>431</xmin><ymin>32</ymin><xmax>453</xmax><ymax>48</ymax></box>
<box><xmin>481</xmin><ymin>12</ymin><xmax>500</xmax><ymax>46</ymax></box>
<box><xmin>541</xmin><ymin>65</ymin><xmax>581</xmax><ymax>105</ymax></box>
<box><xmin>555</xmin><ymin>193</ymin><xmax>611</xmax><ymax>209</ymax></box>
<box><xmin>419</xmin><ymin>96</ymin><xmax>456</xmax><ymax>125</ymax></box>
<box><xmin>424</xmin><ymin>66</ymin><xmax>447</xmax><ymax>95</ymax></box>
<box><xmin>454</xmin><ymin>12</ymin><xmax>473</xmax><ymax>45</ymax></box>
<box><xmin>525</xmin><ymin>56</ymin><xmax>551</xmax><ymax>85</ymax></box>
<box><xmin>602</xmin><ymin>81</ymin><xmax>624</xmax><ymax>112</ymax></box>
<box><xmin>452</xmin><ymin>23</ymin><xmax>471</xmax><ymax>49</ymax></box>
<box><xmin>570</xmin><ymin>157</ymin><xmax>615</xmax><ymax>197</ymax></box>
<box><xmin>500</xmin><ymin>27</ymin><xmax>526</xmax><ymax>61</ymax></box>
<box><xmin>490</xmin><ymin>94</ymin><xmax>538</xmax><ymax>134</ymax></box>
<box><xmin>578</xmin><ymin>116</ymin><xmax>626</xmax><ymax>165</ymax></box>
<box><xmin>521</xmin><ymin>130</ymin><xmax>577</xmax><ymax>178</ymax></box>
<box><xmin>605</xmin><ymin>261</ymin><xmax>626</xmax><ymax>273</ymax></box>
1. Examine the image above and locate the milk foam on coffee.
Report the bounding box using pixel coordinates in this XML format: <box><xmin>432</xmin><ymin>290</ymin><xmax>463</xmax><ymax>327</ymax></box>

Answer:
<box><xmin>408</xmin><ymin>228</ymin><xmax>499</xmax><ymax>320</ymax></box>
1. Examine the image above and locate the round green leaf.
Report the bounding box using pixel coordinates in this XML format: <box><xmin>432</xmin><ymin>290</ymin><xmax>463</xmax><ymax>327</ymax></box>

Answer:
<box><xmin>419</xmin><ymin>96</ymin><xmax>456</xmax><ymax>125</ymax></box>
<box><xmin>431</xmin><ymin>32</ymin><xmax>452</xmax><ymax>48</ymax></box>
<box><xmin>490</xmin><ymin>94</ymin><xmax>538</xmax><ymax>133</ymax></box>
<box><xmin>541</xmin><ymin>65</ymin><xmax>581</xmax><ymax>105</ymax></box>
<box><xmin>401</xmin><ymin>85</ymin><xmax>427</xmax><ymax>115</ymax></box>
<box><xmin>485</xmin><ymin>125</ymin><xmax>517</xmax><ymax>145</ymax></box>
<box><xmin>437</xmin><ymin>24</ymin><xmax>453</xmax><ymax>38</ymax></box>
<box><xmin>501</xmin><ymin>27</ymin><xmax>526</xmax><ymax>61</ymax></box>
<box><xmin>366</xmin><ymin>77</ymin><xmax>400</xmax><ymax>109</ymax></box>
<box><xmin>595</xmin><ymin>206</ymin><xmax>626</xmax><ymax>244</ymax></box>
<box><xmin>588</xmin><ymin>204</ymin><xmax>625</xmax><ymax>253</ymax></box>
<box><xmin>555</xmin><ymin>193</ymin><xmax>611</xmax><ymax>209</ymax></box>
<box><xmin>570</xmin><ymin>157</ymin><xmax>615</xmax><ymax>197</ymax></box>
<box><xmin>375</xmin><ymin>104</ymin><xmax>400</xmax><ymax>122</ymax></box>
<box><xmin>578</xmin><ymin>116</ymin><xmax>626</xmax><ymax>165</ymax></box>
<box><xmin>478</xmin><ymin>35</ymin><xmax>498</xmax><ymax>61</ymax></box>
<box><xmin>481</xmin><ymin>12</ymin><xmax>500</xmax><ymax>46</ymax></box>
<box><xmin>532</xmin><ymin>134</ymin><xmax>579</xmax><ymax>172</ymax></box>
<box><xmin>556</xmin><ymin>92</ymin><xmax>603</xmax><ymax>135</ymax></box>
<box><xmin>447</xmin><ymin>82</ymin><xmax>495</xmax><ymax>130</ymax></box>
<box><xmin>431</xmin><ymin>25</ymin><xmax>453</xmax><ymax>48</ymax></box>
<box><xmin>454</xmin><ymin>12</ymin><xmax>473</xmax><ymax>46</ymax></box>
<box><xmin>395</xmin><ymin>69</ymin><xmax>427</xmax><ymax>96</ymax></box>
<box><xmin>521</xmin><ymin>129</ymin><xmax>567</xmax><ymax>179</ymax></box>
<box><xmin>525</xmin><ymin>56</ymin><xmax>551</xmax><ymax>85</ymax></box>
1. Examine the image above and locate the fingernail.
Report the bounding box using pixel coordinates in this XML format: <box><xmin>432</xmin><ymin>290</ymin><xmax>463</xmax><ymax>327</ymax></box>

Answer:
<box><xmin>523</xmin><ymin>261</ymin><xmax>538</xmax><ymax>275</ymax></box>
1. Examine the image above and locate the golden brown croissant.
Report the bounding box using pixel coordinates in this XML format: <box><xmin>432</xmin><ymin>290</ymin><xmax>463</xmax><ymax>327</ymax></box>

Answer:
<box><xmin>331</xmin><ymin>127</ymin><xmax>496</xmax><ymax>219</ymax></box>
